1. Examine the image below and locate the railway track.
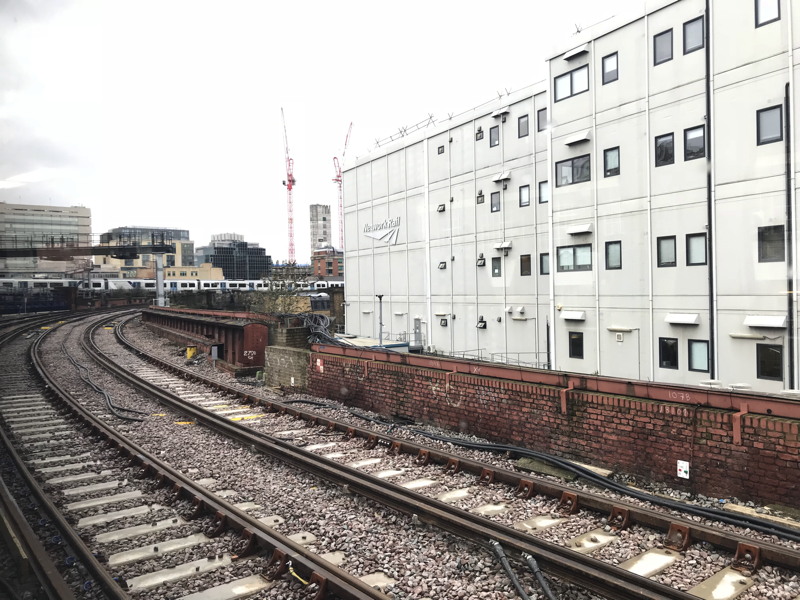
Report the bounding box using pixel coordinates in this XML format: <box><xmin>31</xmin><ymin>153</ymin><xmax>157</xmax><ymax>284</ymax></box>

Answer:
<box><xmin>97</xmin><ymin>313</ymin><xmax>800</xmax><ymax>599</ymax></box>
<box><xmin>3</xmin><ymin>310</ymin><xmax>799</xmax><ymax>599</ymax></box>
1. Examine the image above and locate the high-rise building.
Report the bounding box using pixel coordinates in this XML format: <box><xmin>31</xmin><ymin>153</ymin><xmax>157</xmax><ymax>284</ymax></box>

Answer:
<box><xmin>195</xmin><ymin>233</ymin><xmax>272</xmax><ymax>280</ymax></box>
<box><xmin>342</xmin><ymin>0</ymin><xmax>800</xmax><ymax>394</ymax></box>
<box><xmin>310</xmin><ymin>204</ymin><xmax>332</xmax><ymax>256</ymax></box>
<box><xmin>0</xmin><ymin>202</ymin><xmax>92</xmax><ymax>277</ymax></box>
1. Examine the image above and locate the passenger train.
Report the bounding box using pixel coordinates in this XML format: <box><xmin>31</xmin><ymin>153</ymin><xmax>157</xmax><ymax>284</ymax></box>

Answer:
<box><xmin>0</xmin><ymin>278</ymin><xmax>344</xmax><ymax>293</ymax></box>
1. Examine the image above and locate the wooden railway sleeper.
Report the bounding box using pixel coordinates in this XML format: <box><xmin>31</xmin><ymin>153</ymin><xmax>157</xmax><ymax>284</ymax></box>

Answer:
<box><xmin>664</xmin><ymin>523</ymin><xmax>692</xmax><ymax>551</ymax></box>
<box><xmin>558</xmin><ymin>491</ymin><xmax>579</xmax><ymax>515</ymax></box>
<box><xmin>733</xmin><ymin>542</ymin><xmax>762</xmax><ymax>574</ymax></box>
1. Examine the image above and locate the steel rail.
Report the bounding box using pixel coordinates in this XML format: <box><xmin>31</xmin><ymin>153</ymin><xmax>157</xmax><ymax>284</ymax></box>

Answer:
<box><xmin>47</xmin><ymin>317</ymin><xmax>385</xmax><ymax>600</ymax></box>
<box><xmin>99</xmin><ymin>320</ymin><xmax>705</xmax><ymax>599</ymax></box>
<box><xmin>0</xmin><ymin>444</ymin><xmax>77</xmax><ymax>600</ymax></box>
<box><xmin>117</xmin><ymin>316</ymin><xmax>800</xmax><ymax>574</ymax></box>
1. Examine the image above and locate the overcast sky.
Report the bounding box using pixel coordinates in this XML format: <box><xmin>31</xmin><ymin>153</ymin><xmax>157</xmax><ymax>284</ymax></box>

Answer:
<box><xmin>0</xmin><ymin>0</ymin><xmax>642</xmax><ymax>264</ymax></box>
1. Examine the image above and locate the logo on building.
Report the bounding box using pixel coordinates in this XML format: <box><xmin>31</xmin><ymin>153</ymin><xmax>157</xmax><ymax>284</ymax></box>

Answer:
<box><xmin>363</xmin><ymin>217</ymin><xmax>401</xmax><ymax>245</ymax></box>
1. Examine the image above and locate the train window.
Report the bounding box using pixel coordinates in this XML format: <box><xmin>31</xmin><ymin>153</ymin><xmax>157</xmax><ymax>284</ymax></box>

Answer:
<box><xmin>92</xmin><ymin>282</ymin><xmax>102</xmax><ymax>288</ymax></box>
<box><xmin>145</xmin><ymin>283</ymin><xmax>155</xmax><ymax>288</ymax></box>
<box><xmin>34</xmin><ymin>282</ymin><xmax>47</xmax><ymax>288</ymax></box>
<box><xmin>2</xmin><ymin>282</ymin><xmax>12</xmax><ymax>288</ymax></box>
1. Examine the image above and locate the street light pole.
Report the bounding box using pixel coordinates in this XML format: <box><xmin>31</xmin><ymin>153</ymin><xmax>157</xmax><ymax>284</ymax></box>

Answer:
<box><xmin>376</xmin><ymin>294</ymin><xmax>384</xmax><ymax>347</ymax></box>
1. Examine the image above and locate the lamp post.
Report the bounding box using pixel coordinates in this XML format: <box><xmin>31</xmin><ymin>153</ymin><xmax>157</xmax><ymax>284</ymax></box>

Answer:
<box><xmin>376</xmin><ymin>294</ymin><xmax>384</xmax><ymax>347</ymax></box>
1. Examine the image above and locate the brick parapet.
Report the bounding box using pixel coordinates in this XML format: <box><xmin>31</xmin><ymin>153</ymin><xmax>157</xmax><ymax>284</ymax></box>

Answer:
<box><xmin>308</xmin><ymin>351</ymin><xmax>800</xmax><ymax>507</ymax></box>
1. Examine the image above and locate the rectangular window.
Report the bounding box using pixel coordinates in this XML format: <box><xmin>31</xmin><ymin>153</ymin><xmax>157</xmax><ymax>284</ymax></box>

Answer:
<box><xmin>554</xmin><ymin>64</ymin><xmax>589</xmax><ymax>102</ymax></box>
<box><xmin>657</xmin><ymin>236</ymin><xmax>677</xmax><ymax>267</ymax></box>
<box><xmin>520</xmin><ymin>254</ymin><xmax>532</xmax><ymax>276</ymax></box>
<box><xmin>756</xmin><ymin>0</ymin><xmax>780</xmax><ymax>27</ymax></box>
<box><xmin>519</xmin><ymin>185</ymin><xmax>530</xmax><ymax>207</ymax></box>
<box><xmin>655</xmin><ymin>133</ymin><xmax>674</xmax><ymax>166</ymax></box>
<box><xmin>518</xmin><ymin>114</ymin><xmax>529</xmax><ymax>138</ymax></box>
<box><xmin>757</xmin><ymin>343</ymin><xmax>783</xmax><ymax>380</ymax></box>
<box><xmin>540</xmin><ymin>253</ymin><xmax>550</xmax><ymax>275</ymax></box>
<box><xmin>569</xmin><ymin>331</ymin><xmax>584</xmax><ymax>359</ymax></box>
<box><xmin>555</xmin><ymin>154</ymin><xmax>591</xmax><ymax>187</ymax></box>
<box><xmin>757</xmin><ymin>106</ymin><xmax>783</xmax><ymax>145</ymax></box>
<box><xmin>491</xmin><ymin>256</ymin><xmax>502</xmax><ymax>277</ymax></box>
<box><xmin>605</xmin><ymin>240</ymin><xmax>622</xmax><ymax>270</ymax></box>
<box><xmin>654</xmin><ymin>29</ymin><xmax>673</xmax><ymax>65</ymax></box>
<box><xmin>659</xmin><ymin>337</ymin><xmax>679</xmax><ymax>369</ymax></box>
<box><xmin>604</xmin><ymin>146</ymin><xmax>620</xmax><ymax>177</ymax></box>
<box><xmin>688</xmin><ymin>339</ymin><xmax>709</xmax><ymax>372</ymax></box>
<box><xmin>758</xmin><ymin>225</ymin><xmax>785</xmax><ymax>262</ymax></box>
<box><xmin>537</xmin><ymin>108</ymin><xmax>547</xmax><ymax>131</ymax></box>
<box><xmin>686</xmin><ymin>233</ymin><xmax>707</xmax><ymax>265</ymax></box>
<box><xmin>683</xmin><ymin>16</ymin><xmax>704</xmax><ymax>54</ymax></box>
<box><xmin>557</xmin><ymin>244</ymin><xmax>592</xmax><ymax>272</ymax></box>
<box><xmin>684</xmin><ymin>126</ymin><xmax>705</xmax><ymax>160</ymax></box>
<box><xmin>602</xmin><ymin>52</ymin><xmax>618</xmax><ymax>84</ymax></box>
<box><xmin>490</xmin><ymin>125</ymin><xmax>500</xmax><ymax>147</ymax></box>
<box><xmin>538</xmin><ymin>181</ymin><xmax>550</xmax><ymax>203</ymax></box>
<box><xmin>490</xmin><ymin>191</ymin><xmax>501</xmax><ymax>213</ymax></box>
<box><xmin>437</xmin><ymin>145</ymin><xmax>445</xmax><ymax>155</ymax></box>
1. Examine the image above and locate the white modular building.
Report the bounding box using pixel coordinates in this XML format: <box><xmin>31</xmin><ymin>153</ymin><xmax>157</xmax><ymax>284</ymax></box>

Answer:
<box><xmin>343</xmin><ymin>0</ymin><xmax>800</xmax><ymax>395</ymax></box>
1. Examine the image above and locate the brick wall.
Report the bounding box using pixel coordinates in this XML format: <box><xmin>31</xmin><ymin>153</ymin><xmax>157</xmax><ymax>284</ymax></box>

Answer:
<box><xmin>307</xmin><ymin>352</ymin><xmax>800</xmax><ymax>507</ymax></box>
<box><xmin>270</xmin><ymin>326</ymin><xmax>311</xmax><ymax>348</ymax></box>
<box><xmin>265</xmin><ymin>346</ymin><xmax>310</xmax><ymax>390</ymax></box>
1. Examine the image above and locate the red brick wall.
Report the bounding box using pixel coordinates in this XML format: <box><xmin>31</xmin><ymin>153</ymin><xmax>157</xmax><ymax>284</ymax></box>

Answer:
<box><xmin>307</xmin><ymin>352</ymin><xmax>800</xmax><ymax>507</ymax></box>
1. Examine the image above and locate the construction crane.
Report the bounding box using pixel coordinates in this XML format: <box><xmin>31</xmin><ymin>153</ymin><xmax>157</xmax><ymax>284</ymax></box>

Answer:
<box><xmin>332</xmin><ymin>122</ymin><xmax>352</xmax><ymax>251</ymax></box>
<box><xmin>281</xmin><ymin>108</ymin><xmax>296</xmax><ymax>264</ymax></box>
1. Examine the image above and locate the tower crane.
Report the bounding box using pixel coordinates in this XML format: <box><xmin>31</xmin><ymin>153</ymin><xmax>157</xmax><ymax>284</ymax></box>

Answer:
<box><xmin>332</xmin><ymin>122</ymin><xmax>352</xmax><ymax>251</ymax></box>
<box><xmin>281</xmin><ymin>108</ymin><xmax>296</xmax><ymax>264</ymax></box>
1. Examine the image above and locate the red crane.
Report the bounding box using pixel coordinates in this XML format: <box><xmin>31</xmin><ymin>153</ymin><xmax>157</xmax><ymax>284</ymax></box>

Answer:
<box><xmin>332</xmin><ymin>122</ymin><xmax>352</xmax><ymax>251</ymax></box>
<box><xmin>281</xmin><ymin>108</ymin><xmax>296</xmax><ymax>264</ymax></box>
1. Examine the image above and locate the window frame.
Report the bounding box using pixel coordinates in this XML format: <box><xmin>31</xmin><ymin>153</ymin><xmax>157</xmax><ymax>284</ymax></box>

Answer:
<box><xmin>519</xmin><ymin>184</ymin><xmax>531</xmax><ymax>207</ymax></box>
<box><xmin>538</xmin><ymin>180</ymin><xmax>550</xmax><ymax>204</ymax></box>
<box><xmin>490</xmin><ymin>191</ymin><xmax>501</xmax><ymax>213</ymax></box>
<box><xmin>755</xmin><ymin>0</ymin><xmax>781</xmax><ymax>27</ymax></box>
<box><xmin>756</xmin><ymin>343</ymin><xmax>783</xmax><ymax>380</ymax></box>
<box><xmin>489</xmin><ymin>125</ymin><xmax>500</xmax><ymax>147</ymax></box>
<box><xmin>602</xmin><ymin>52</ymin><xmax>618</xmax><ymax>84</ymax></box>
<box><xmin>569</xmin><ymin>331</ymin><xmax>584</xmax><ymax>359</ymax></box>
<box><xmin>757</xmin><ymin>105</ymin><xmax>783</xmax><ymax>145</ymax></box>
<box><xmin>686</xmin><ymin>233</ymin><xmax>707</xmax><ymax>266</ymax></box>
<box><xmin>684</xmin><ymin>125</ymin><xmax>705</xmax><ymax>161</ymax></box>
<box><xmin>688</xmin><ymin>339</ymin><xmax>710</xmax><ymax>372</ymax></box>
<box><xmin>758</xmin><ymin>225</ymin><xmax>785</xmax><ymax>262</ymax></box>
<box><xmin>605</xmin><ymin>240</ymin><xmax>622</xmax><ymax>270</ymax></box>
<box><xmin>518</xmin><ymin>114</ymin><xmax>529</xmax><ymax>138</ymax></box>
<box><xmin>554</xmin><ymin>64</ymin><xmax>590</xmax><ymax>102</ymax></box>
<box><xmin>655</xmin><ymin>133</ymin><xmax>675</xmax><ymax>167</ymax></box>
<box><xmin>491</xmin><ymin>256</ymin><xmax>502</xmax><ymax>277</ymax></box>
<box><xmin>659</xmin><ymin>337</ymin><xmax>679</xmax><ymax>370</ymax></box>
<box><xmin>556</xmin><ymin>243</ymin><xmax>592</xmax><ymax>272</ymax></box>
<box><xmin>683</xmin><ymin>16</ymin><xmax>704</xmax><ymax>55</ymax></box>
<box><xmin>537</xmin><ymin>108</ymin><xmax>547</xmax><ymax>132</ymax></box>
<box><xmin>540</xmin><ymin>253</ymin><xmax>550</xmax><ymax>275</ymax></box>
<box><xmin>520</xmin><ymin>254</ymin><xmax>532</xmax><ymax>276</ymax></box>
<box><xmin>604</xmin><ymin>146</ymin><xmax>620</xmax><ymax>177</ymax></box>
<box><xmin>657</xmin><ymin>235</ymin><xmax>677</xmax><ymax>267</ymax></box>
<box><xmin>555</xmin><ymin>154</ymin><xmax>591</xmax><ymax>187</ymax></box>
<box><xmin>653</xmin><ymin>28</ymin><xmax>673</xmax><ymax>65</ymax></box>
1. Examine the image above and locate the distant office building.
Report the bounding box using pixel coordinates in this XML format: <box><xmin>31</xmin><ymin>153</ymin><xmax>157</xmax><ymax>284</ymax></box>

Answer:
<box><xmin>310</xmin><ymin>204</ymin><xmax>332</xmax><ymax>255</ymax></box>
<box><xmin>99</xmin><ymin>226</ymin><xmax>193</xmax><ymax>277</ymax></box>
<box><xmin>195</xmin><ymin>233</ymin><xmax>272</xmax><ymax>280</ymax></box>
<box><xmin>0</xmin><ymin>202</ymin><xmax>92</xmax><ymax>277</ymax></box>
<box><xmin>312</xmin><ymin>246</ymin><xmax>344</xmax><ymax>278</ymax></box>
